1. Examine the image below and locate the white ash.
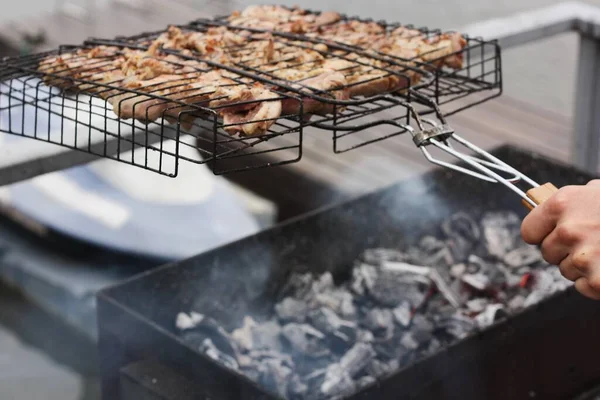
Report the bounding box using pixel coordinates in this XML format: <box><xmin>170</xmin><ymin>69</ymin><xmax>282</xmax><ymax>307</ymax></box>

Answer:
<box><xmin>175</xmin><ymin>210</ymin><xmax>572</xmax><ymax>399</ymax></box>
<box><xmin>392</xmin><ymin>301</ymin><xmax>412</xmax><ymax>327</ymax></box>
<box><xmin>175</xmin><ymin>311</ymin><xmax>204</xmax><ymax>330</ymax></box>
<box><xmin>275</xmin><ymin>297</ymin><xmax>309</xmax><ymax>323</ymax></box>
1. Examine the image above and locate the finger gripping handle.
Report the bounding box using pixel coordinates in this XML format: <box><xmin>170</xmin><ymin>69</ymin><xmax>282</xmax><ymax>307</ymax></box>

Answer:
<box><xmin>522</xmin><ymin>182</ymin><xmax>559</xmax><ymax>210</ymax></box>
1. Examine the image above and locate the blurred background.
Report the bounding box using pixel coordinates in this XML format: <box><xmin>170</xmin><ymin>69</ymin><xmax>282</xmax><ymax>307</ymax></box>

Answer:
<box><xmin>0</xmin><ymin>0</ymin><xmax>598</xmax><ymax>399</ymax></box>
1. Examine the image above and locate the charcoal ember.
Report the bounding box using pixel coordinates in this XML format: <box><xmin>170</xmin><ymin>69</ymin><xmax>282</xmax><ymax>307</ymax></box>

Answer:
<box><xmin>320</xmin><ymin>370</ymin><xmax>356</xmax><ymax>398</ymax></box>
<box><xmin>350</xmin><ymin>263</ymin><xmax>378</xmax><ymax>296</ymax></box>
<box><xmin>304</xmin><ymin>368</ymin><xmax>327</xmax><ymax>390</ymax></box>
<box><xmin>400</xmin><ymin>332</ymin><xmax>419</xmax><ymax>350</ymax></box>
<box><xmin>442</xmin><ymin>212</ymin><xmax>480</xmax><ymax>261</ymax></box>
<box><xmin>175</xmin><ymin>311</ymin><xmax>204</xmax><ymax>330</ymax></box>
<box><xmin>436</xmin><ymin>313</ymin><xmax>477</xmax><ymax>339</ymax></box>
<box><xmin>409</xmin><ymin>236</ymin><xmax>454</xmax><ymax>267</ymax></box>
<box><xmin>410</xmin><ymin>315</ymin><xmax>434</xmax><ymax>344</ymax></box>
<box><xmin>548</xmin><ymin>267</ymin><xmax>573</xmax><ymax>291</ymax></box>
<box><xmin>446</xmin><ymin>237</ymin><xmax>473</xmax><ymax>263</ymax></box>
<box><xmin>339</xmin><ymin>343</ymin><xmax>376</xmax><ymax>377</ymax></box>
<box><xmin>400</xmin><ymin>348</ymin><xmax>421</xmax><ymax>366</ymax></box>
<box><xmin>450</xmin><ymin>263</ymin><xmax>467</xmax><ymax>278</ymax></box>
<box><xmin>461</xmin><ymin>272</ymin><xmax>491</xmax><ymax>291</ymax></box>
<box><xmin>496</xmin><ymin>264</ymin><xmax>523</xmax><ymax>289</ymax></box>
<box><xmin>442</xmin><ymin>212</ymin><xmax>481</xmax><ymax>242</ymax></box>
<box><xmin>251</xmin><ymin>320</ymin><xmax>284</xmax><ymax>352</ymax></box>
<box><xmin>474</xmin><ymin>304</ymin><xmax>506</xmax><ymax>328</ymax></box>
<box><xmin>362</xmin><ymin>248</ymin><xmax>409</xmax><ymax>265</ymax></box>
<box><xmin>180</xmin><ymin>315</ymin><xmax>238</xmax><ymax>358</ymax></box>
<box><xmin>281</xmin><ymin>272</ymin><xmax>314</xmax><ymax>299</ymax></box>
<box><xmin>363</xmin><ymin>308</ymin><xmax>395</xmax><ymax>338</ymax></box>
<box><xmin>523</xmin><ymin>290</ymin><xmax>545</xmax><ymax>308</ymax></box>
<box><xmin>310</xmin><ymin>307</ymin><xmax>345</xmax><ymax>333</ymax></box>
<box><xmin>369</xmin><ymin>279</ymin><xmax>428</xmax><ymax>308</ymax></box>
<box><xmin>423</xmin><ymin>338</ymin><xmax>442</xmax><ymax>356</ymax></box>
<box><xmin>320</xmin><ymin>343</ymin><xmax>374</xmax><ymax>397</ymax></box>
<box><xmin>449</xmin><ymin>279</ymin><xmax>470</xmax><ymax>305</ymax></box>
<box><xmin>231</xmin><ymin>316</ymin><xmax>256</xmax><ymax>352</ymax></box>
<box><xmin>309</xmin><ymin>307</ymin><xmax>357</xmax><ymax>349</ymax></box>
<box><xmin>504</xmin><ymin>246</ymin><xmax>543</xmax><ymax>268</ymax></box>
<box><xmin>372</xmin><ymin>336</ymin><xmax>405</xmax><ymax>361</ymax></box>
<box><xmin>428</xmin><ymin>269</ymin><xmax>462</xmax><ymax>308</ymax></box>
<box><xmin>312</xmin><ymin>272</ymin><xmax>335</xmax><ymax>294</ymax></box>
<box><xmin>366</xmin><ymin>358</ymin><xmax>392</xmax><ymax>378</ymax></box>
<box><xmin>236</xmin><ymin>353</ymin><xmax>253</xmax><ymax>369</ymax></box>
<box><xmin>368</xmin><ymin>263</ymin><xmax>430</xmax><ymax>307</ymax></box>
<box><xmin>281</xmin><ymin>323</ymin><xmax>328</xmax><ymax>356</ymax></box>
<box><xmin>467</xmin><ymin>254</ymin><xmax>492</xmax><ymax>272</ymax></box>
<box><xmin>425</xmin><ymin>301</ymin><xmax>455</xmax><ymax>320</ymax></box>
<box><xmin>481</xmin><ymin>211</ymin><xmax>521</xmax><ymax>259</ymax></box>
<box><xmin>337</xmin><ymin>291</ymin><xmax>357</xmax><ymax>318</ymax></box>
<box><xmin>240</xmin><ymin>365</ymin><xmax>261</xmax><ymax>382</ymax></box>
<box><xmin>508</xmin><ymin>295</ymin><xmax>526</xmax><ymax>311</ymax></box>
<box><xmin>201</xmin><ymin>338</ymin><xmax>239</xmax><ymax>371</ymax></box>
<box><xmin>387</xmin><ymin>358</ymin><xmax>400</xmax><ymax>371</ymax></box>
<box><xmin>180</xmin><ymin>331</ymin><xmax>208</xmax><ymax>350</ymax></box>
<box><xmin>466</xmin><ymin>298</ymin><xmax>489</xmax><ymax>313</ymax></box>
<box><xmin>247</xmin><ymin>349</ymin><xmax>294</xmax><ymax>367</ymax></box>
<box><xmin>275</xmin><ymin>297</ymin><xmax>308</xmax><ymax>323</ymax></box>
<box><xmin>355</xmin><ymin>375</ymin><xmax>376</xmax><ymax>388</ymax></box>
<box><xmin>258</xmin><ymin>357</ymin><xmax>293</xmax><ymax>398</ymax></box>
<box><xmin>356</xmin><ymin>329</ymin><xmax>374</xmax><ymax>343</ymax></box>
<box><xmin>392</xmin><ymin>301</ymin><xmax>412</xmax><ymax>327</ymax></box>
<box><xmin>288</xmin><ymin>373</ymin><xmax>309</xmax><ymax>398</ymax></box>
<box><xmin>534</xmin><ymin>269</ymin><xmax>559</xmax><ymax>293</ymax></box>
<box><xmin>315</xmin><ymin>288</ymin><xmax>357</xmax><ymax>319</ymax></box>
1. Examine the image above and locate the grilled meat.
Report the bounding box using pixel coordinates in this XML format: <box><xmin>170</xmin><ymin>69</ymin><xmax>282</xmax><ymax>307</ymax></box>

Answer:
<box><xmin>228</xmin><ymin>5</ymin><xmax>467</xmax><ymax>70</ymax></box>
<box><xmin>37</xmin><ymin>6</ymin><xmax>469</xmax><ymax>136</ymax></box>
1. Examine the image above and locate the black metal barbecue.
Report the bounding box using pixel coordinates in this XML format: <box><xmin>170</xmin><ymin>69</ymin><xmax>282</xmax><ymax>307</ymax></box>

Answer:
<box><xmin>98</xmin><ymin>145</ymin><xmax>600</xmax><ymax>400</ymax></box>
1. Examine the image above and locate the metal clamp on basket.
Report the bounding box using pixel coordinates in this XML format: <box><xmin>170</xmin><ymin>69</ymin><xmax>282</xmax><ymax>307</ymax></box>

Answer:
<box><xmin>411</xmin><ymin>122</ymin><xmax>455</xmax><ymax>147</ymax></box>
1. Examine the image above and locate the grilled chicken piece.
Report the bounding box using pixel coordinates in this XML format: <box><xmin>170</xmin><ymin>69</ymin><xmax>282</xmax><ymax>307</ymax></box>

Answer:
<box><xmin>218</xmin><ymin>87</ymin><xmax>282</xmax><ymax>136</ymax></box>
<box><xmin>280</xmin><ymin>70</ymin><xmax>349</xmax><ymax>116</ymax></box>
<box><xmin>37</xmin><ymin>6</ymin><xmax>468</xmax><ymax>138</ymax></box>
<box><xmin>230</xmin><ymin>5</ymin><xmax>467</xmax><ymax>70</ymax></box>
<box><xmin>39</xmin><ymin>42</ymin><xmax>284</xmax><ymax>135</ymax></box>
<box><xmin>38</xmin><ymin>46</ymin><xmax>124</xmax><ymax>90</ymax></box>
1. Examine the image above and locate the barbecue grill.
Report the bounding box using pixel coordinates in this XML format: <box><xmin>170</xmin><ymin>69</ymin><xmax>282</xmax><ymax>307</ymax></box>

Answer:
<box><xmin>98</xmin><ymin>145</ymin><xmax>600</xmax><ymax>400</ymax></box>
<box><xmin>2</xmin><ymin>5</ymin><xmax>592</xmax><ymax>400</ymax></box>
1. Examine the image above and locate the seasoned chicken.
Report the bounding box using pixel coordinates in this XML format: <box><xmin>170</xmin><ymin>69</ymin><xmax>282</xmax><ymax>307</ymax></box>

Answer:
<box><xmin>228</xmin><ymin>5</ymin><xmax>467</xmax><ymax>71</ymax></box>
<box><xmin>280</xmin><ymin>70</ymin><xmax>349</xmax><ymax>116</ymax></box>
<box><xmin>37</xmin><ymin>5</ymin><xmax>470</xmax><ymax>137</ymax></box>
<box><xmin>38</xmin><ymin>41</ymin><xmax>283</xmax><ymax>135</ymax></box>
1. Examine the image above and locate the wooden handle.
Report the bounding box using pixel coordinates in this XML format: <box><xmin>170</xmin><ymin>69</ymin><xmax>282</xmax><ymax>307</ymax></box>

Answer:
<box><xmin>522</xmin><ymin>182</ymin><xmax>559</xmax><ymax>210</ymax></box>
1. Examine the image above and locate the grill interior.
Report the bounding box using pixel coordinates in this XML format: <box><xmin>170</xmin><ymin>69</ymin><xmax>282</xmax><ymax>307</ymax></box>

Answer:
<box><xmin>0</xmin><ymin>6</ymin><xmax>501</xmax><ymax>176</ymax></box>
<box><xmin>98</xmin><ymin>146</ymin><xmax>600</xmax><ymax>400</ymax></box>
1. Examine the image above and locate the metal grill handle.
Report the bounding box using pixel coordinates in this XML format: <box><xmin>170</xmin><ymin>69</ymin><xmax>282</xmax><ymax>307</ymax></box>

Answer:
<box><xmin>408</xmin><ymin>116</ymin><xmax>559</xmax><ymax>209</ymax></box>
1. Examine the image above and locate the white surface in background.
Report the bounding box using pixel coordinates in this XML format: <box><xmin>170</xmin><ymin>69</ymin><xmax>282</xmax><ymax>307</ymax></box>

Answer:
<box><xmin>0</xmin><ymin>187</ymin><xmax>10</xmax><ymax>204</ymax></box>
<box><xmin>30</xmin><ymin>173</ymin><xmax>130</xmax><ymax>230</ymax></box>
<box><xmin>88</xmin><ymin>137</ymin><xmax>215</xmax><ymax>205</ymax></box>
<box><xmin>0</xmin><ymin>325</ymin><xmax>82</xmax><ymax>400</ymax></box>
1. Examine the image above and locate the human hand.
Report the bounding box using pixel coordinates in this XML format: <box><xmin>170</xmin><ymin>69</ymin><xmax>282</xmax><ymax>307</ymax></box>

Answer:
<box><xmin>521</xmin><ymin>180</ymin><xmax>600</xmax><ymax>300</ymax></box>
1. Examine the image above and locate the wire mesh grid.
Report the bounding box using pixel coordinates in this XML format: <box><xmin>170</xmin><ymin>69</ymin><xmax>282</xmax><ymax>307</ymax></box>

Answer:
<box><xmin>214</xmin><ymin>7</ymin><xmax>502</xmax><ymax>111</ymax></box>
<box><xmin>0</xmin><ymin>5</ymin><xmax>502</xmax><ymax>176</ymax></box>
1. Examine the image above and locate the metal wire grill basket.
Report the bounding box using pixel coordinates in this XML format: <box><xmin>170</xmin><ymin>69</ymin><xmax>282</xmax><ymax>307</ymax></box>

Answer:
<box><xmin>0</xmin><ymin>6</ymin><xmax>502</xmax><ymax>176</ymax></box>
